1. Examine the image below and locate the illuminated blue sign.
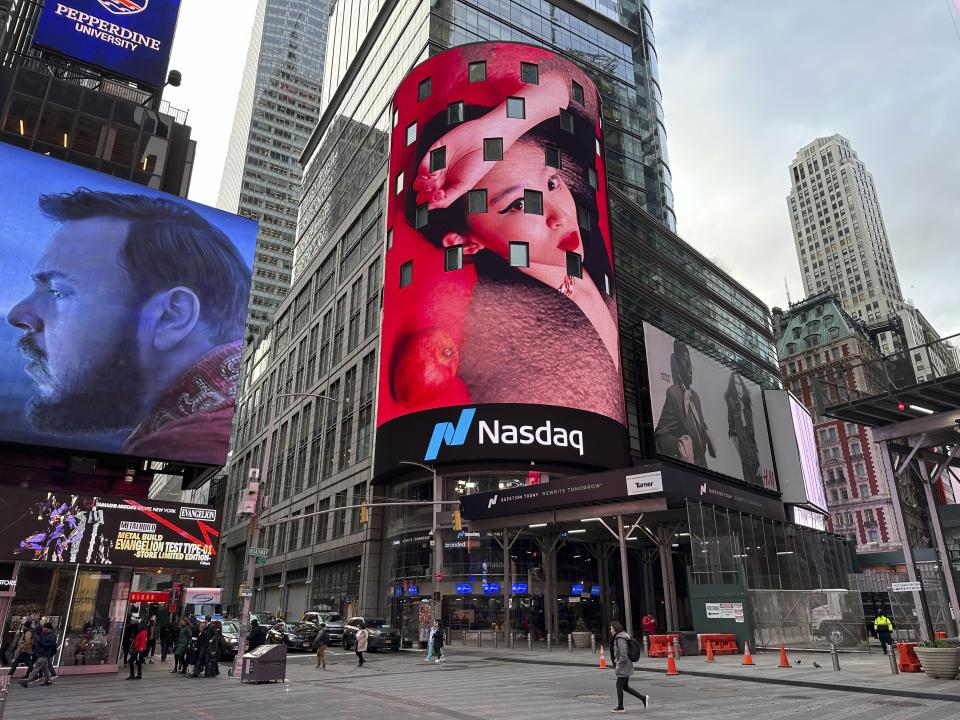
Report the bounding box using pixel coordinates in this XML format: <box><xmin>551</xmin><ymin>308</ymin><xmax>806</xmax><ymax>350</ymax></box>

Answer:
<box><xmin>456</xmin><ymin>583</ymin><xmax>472</xmax><ymax>594</ymax></box>
<box><xmin>570</xmin><ymin>583</ymin><xmax>585</xmax><ymax>595</ymax></box>
<box><xmin>33</xmin><ymin>0</ymin><xmax>182</xmax><ymax>87</ymax></box>
<box><xmin>591</xmin><ymin>585</ymin><xmax>601</xmax><ymax>597</ymax></box>
<box><xmin>482</xmin><ymin>583</ymin><xmax>500</xmax><ymax>594</ymax></box>
<box><xmin>405</xmin><ymin>585</ymin><xmax>419</xmax><ymax>595</ymax></box>
<box><xmin>393</xmin><ymin>586</ymin><xmax>402</xmax><ymax>597</ymax></box>
<box><xmin>511</xmin><ymin>583</ymin><xmax>528</xmax><ymax>594</ymax></box>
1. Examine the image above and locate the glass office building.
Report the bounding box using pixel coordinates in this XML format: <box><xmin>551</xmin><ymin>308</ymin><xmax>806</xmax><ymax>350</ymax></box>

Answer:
<box><xmin>218</xmin><ymin>0</ymin><xmax>787</xmax><ymax>630</ymax></box>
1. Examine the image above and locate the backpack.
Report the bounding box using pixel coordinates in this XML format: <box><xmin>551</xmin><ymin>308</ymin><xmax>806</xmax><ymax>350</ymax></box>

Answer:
<box><xmin>626</xmin><ymin>636</ymin><xmax>643</xmax><ymax>662</ymax></box>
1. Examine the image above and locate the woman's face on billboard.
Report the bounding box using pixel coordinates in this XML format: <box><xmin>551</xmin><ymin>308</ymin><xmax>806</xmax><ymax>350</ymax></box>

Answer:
<box><xmin>463</xmin><ymin>142</ymin><xmax>582</xmax><ymax>269</ymax></box>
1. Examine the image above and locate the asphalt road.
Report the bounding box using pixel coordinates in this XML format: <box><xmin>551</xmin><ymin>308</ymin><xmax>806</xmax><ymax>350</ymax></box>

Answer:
<box><xmin>4</xmin><ymin>648</ymin><xmax>959</xmax><ymax>720</ymax></box>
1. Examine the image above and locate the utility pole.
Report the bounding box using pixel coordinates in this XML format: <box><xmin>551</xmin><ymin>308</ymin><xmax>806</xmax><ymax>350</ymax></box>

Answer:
<box><xmin>399</xmin><ymin>461</ymin><xmax>441</xmax><ymax>623</ymax></box>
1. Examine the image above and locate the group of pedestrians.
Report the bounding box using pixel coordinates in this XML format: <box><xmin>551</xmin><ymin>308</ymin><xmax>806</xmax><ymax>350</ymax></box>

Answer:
<box><xmin>121</xmin><ymin>614</ymin><xmax>224</xmax><ymax>679</ymax></box>
<box><xmin>7</xmin><ymin>620</ymin><xmax>59</xmax><ymax>688</ymax></box>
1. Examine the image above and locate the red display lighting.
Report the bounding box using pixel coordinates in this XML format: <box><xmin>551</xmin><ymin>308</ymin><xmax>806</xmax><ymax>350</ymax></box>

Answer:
<box><xmin>129</xmin><ymin>591</ymin><xmax>170</xmax><ymax>604</ymax></box>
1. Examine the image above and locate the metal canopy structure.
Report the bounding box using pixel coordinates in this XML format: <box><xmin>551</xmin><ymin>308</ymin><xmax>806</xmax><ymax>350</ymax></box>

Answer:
<box><xmin>825</xmin><ymin>371</ymin><xmax>960</xmax><ymax>426</ymax></box>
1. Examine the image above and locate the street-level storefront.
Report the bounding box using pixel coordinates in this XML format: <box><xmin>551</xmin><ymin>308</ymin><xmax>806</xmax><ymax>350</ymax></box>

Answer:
<box><xmin>0</xmin><ymin>489</ymin><xmax>220</xmax><ymax>675</ymax></box>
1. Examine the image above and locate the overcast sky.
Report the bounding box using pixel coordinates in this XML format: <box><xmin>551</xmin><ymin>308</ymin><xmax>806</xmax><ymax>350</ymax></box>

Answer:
<box><xmin>165</xmin><ymin>0</ymin><xmax>960</xmax><ymax>336</ymax></box>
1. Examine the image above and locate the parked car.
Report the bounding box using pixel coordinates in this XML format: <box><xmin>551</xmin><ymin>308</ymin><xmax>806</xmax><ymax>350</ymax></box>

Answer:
<box><xmin>342</xmin><ymin>617</ymin><xmax>401</xmax><ymax>652</ymax></box>
<box><xmin>301</xmin><ymin>612</ymin><xmax>346</xmax><ymax>646</ymax></box>
<box><xmin>220</xmin><ymin>620</ymin><xmax>240</xmax><ymax>659</ymax></box>
<box><xmin>266</xmin><ymin>622</ymin><xmax>319</xmax><ymax>652</ymax></box>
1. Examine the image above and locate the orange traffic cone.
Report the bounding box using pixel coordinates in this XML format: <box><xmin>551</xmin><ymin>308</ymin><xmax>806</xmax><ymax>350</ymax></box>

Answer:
<box><xmin>778</xmin><ymin>643</ymin><xmax>790</xmax><ymax>668</ymax></box>
<box><xmin>598</xmin><ymin>645</ymin><xmax>607</xmax><ymax>669</ymax></box>
<box><xmin>666</xmin><ymin>644</ymin><xmax>679</xmax><ymax>676</ymax></box>
<box><xmin>742</xmin><ymin>641</ymin><xmax>755</xmax><ymax>666</ymax></box>
<box><xmin>705</xmin><ymin>640</ymin><xmax>715</xmax><ymax>663</ymax></box>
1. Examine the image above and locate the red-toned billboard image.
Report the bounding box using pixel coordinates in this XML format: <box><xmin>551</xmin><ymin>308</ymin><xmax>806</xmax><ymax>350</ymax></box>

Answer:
<box><xmin>375</xmin><ymin>43</ymin><xmax>629</xmax><ymax>475</ymax></box>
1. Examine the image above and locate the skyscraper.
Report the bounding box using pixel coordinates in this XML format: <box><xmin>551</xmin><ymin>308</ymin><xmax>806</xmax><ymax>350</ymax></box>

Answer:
<box><xmin>219</xmin><ymin>0</ymin><xmax>329</xmax><ymax>339</ymax></box>
<box><xmin>787</xmin><ymin>134</ymin><xmax>903</xmax><ymax>327</ymax></box>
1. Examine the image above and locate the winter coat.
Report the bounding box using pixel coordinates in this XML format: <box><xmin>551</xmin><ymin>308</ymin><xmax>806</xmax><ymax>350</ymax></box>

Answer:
<box><xmin>132</xmin><ymin>629</ymin><xmax>148</xmax><ymax>653</ymax></box>
<box><xmin>433</xmin><ymin>628</ymin><xmax>445</xmax><ymax>649</ymax></box>
<box><xmin>176</xmin><ymin>625</ymin><xmax>192</xmax><ymax>655</ymax></box>
<box><xmin>35</xmin><ymin>629</ymin><xmax>57</xmax><ymax>659</ymax></box>
<box><xmin>356</xmin><ymin>629</ymin><xmax>369</xmax><ymax>652</ymax></box>
<box><xmin>248</xmin><ymin>625</ymin><xmax>267</xmax><ymax>652</ymax></box>
<box><xmin>612</xmin><ymin>632</ymin><xmax>634</xmax><ymax>678</ymax></box>
<box><xmin>15</xmin><ymin>628</ymin><xmax>35</xmax><ymax>655</ymax></box>
<box><xmin>312</xmin><ymin>629</ymin><xmax>330</xmax><ymax>649</ymax></box>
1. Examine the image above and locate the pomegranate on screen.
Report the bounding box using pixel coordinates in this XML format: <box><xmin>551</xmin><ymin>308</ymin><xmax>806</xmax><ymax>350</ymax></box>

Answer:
<box><xmin>391</xmin><ymin>327</ymin><xmax>460</xmax><ymax>405</ymax></box>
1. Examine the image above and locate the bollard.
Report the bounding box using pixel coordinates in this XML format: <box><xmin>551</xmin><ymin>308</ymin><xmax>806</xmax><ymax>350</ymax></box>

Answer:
<box><xmin>547</xmin><ymin>632</ymin><xmax>552</xmax><ymax>652</ymax></box>
<box><xmin>888</xmin><ymin>644</ymin><xmax>899</xmax><ymax>675</ymax></box>
<box><xmin>568</xmin><ymin>633</ymin><xmax>573</xmax><ymax>652</ymax></box>
<box><xmin>463</xmin><ymin>630</ymin><xmax>467</xmax><ymax>647</ymax></box>
<box><xmin>672</xmin><ymin>636</ymin><xmax>681</xmax><ymax>660</ymax></box>
<box><xmin>643</xmin><ymin>635</ymin><xmax>649</xmax><ymax>658</ymax></box>
<box><xmin>510</xmin><ymin>632</ymin><xmax>515</xmax><ymax>650</ymax></box>
<box><xmin>494</xmin><ymin>631</ymin><xmax>498</xmax><ymax>650</ymax></box>
<box><xmin>478</xmin><ymin>630</ymin><xmax>482</xmax><ymax>648</ymax></box>
<box><xmin>830</xmin><ymin>642</ymin><xmax>841</xmax><ymax>671</ymax></box>
<box><xmin>591</xmin><ymin>634</ymin><xmax>596</xmax><ymax>654</ymax></box>
<box><xmin>527</xmin><ymin>633</ymin><xmax>533</xmax><ymax>651</ymax></box>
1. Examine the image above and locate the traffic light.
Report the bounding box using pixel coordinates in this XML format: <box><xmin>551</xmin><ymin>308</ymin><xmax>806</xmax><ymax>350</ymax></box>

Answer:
<box><xmin>452</xmin><ymin>510</ymin><xmax>462</xmax><ymax>532</ymax></box>
<box><xmin>359</xmin><ymin>504</ymin><xmax>369</xmax><ymax>524</ymax></box>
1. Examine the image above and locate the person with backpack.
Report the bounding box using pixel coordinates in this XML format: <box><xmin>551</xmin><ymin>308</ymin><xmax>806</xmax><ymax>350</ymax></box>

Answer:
<box><xmin>20</xmin><ymin>623</ymin><xmax>57</xmax><ymax>687</ymax></box>
<box><xmin>7</xmin><ymin>620</ymin><xmax>35</xmax><ymax>677</ymax></box>
<box><xmin>608</xmin><ymin>621</ymin><xmax>648</xmax><ymax>714</ymax></box>
<box><xmin>312</xmin><ymin>622</ymin><xmax>330</xmax><ymax>670</ymax></box>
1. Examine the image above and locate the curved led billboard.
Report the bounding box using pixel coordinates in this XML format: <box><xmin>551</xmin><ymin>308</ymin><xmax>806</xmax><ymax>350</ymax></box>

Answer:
<box><xmin>0</xmin><ymin>143</ymin><xmax>255</xmax><ymax>466</ymax></box>
<box><xmin>375</xmin><ymin>43</ymin><xmax>629</xmax><ymax>475</ymax></box>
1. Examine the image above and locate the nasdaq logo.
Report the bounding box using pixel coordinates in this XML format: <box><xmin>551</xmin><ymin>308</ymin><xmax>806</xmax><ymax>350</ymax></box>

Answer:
<box><xmin>424</xmin><ymin>408</ymin><xmax>476</xmax><ymax>461</ymax></box>
<box><xmin>98</xmin><ymin>0</ymin><xmax>149</xmax><ymax>15</ymax></box>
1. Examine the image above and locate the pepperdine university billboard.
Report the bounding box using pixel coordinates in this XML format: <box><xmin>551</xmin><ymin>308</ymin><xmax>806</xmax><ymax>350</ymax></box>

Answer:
<box><xmin>374</xmin><ymin>43</ymin><xmax>630</xmax><ymax>475</ymax></box>
<box><xmin>0</xmin><ymin>486</ymin><xmax>218</xmax><ymax>569</ymax></box>
<box><xmin>0</xmin><ymin>143</ymin><xmax>256</xmax><ymax>466</ymax></box>
<box><xmin>33</xmin><ymin>0</ymin><xmax>182</xmax><ymax>87</ymax></box>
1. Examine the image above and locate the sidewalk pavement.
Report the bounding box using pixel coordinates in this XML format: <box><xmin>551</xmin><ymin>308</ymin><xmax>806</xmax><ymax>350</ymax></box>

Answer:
<box><xmin>439</xmin><ymin>642</ymin><xmax>960</xmax><ymax>701</ymax></box>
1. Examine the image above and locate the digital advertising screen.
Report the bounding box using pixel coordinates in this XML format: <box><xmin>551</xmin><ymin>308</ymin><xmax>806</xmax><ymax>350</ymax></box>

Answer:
<box><xmin>0</xmin><ymin>486</ymin><xmax>218</xmax><ymax>569</ymax></box>
<box><xmin>644</xmin><ymin>321</ymin><xmax>777</xmax><ymax>489</ymax></box>
<box><xmin>0</xmin><ymin>143</ymin><xmax>256</xmax><ymax>466</ymax></box>
<box><xmin>375</xmin><ymin>42</ymin><xmax>629</xmax><ymax>475</ymax></box>
<box><xmin>33</xmin><ymin>0</ymin><xmax>182</xmax><ymax>87</ymax></box>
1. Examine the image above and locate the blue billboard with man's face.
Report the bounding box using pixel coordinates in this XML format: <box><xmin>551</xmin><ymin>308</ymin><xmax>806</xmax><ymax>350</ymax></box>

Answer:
<box><xmin>33</xmin><ymin>0</ymin><xmax>182</xmax><ymax>87</ymax></box>
<box><xmin>0</xmin><ymin>143</ymin><xmax>256</xmax><ymax>466</ymax></box>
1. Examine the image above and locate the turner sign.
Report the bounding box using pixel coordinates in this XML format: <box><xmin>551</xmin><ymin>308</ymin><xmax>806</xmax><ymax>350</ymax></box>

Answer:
<box><xmin>34</xmin><ymin>1</ymin><xmax>182</xmax><ymax>86</ymax></box>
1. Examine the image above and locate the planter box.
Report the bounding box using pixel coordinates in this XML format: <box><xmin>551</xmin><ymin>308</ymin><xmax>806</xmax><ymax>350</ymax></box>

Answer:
<box><xmin>913</xmin><ymin>647</ymin><xmax>960</xmax><ymax>679</ymax></box>
<box><xmin>571</xmin><ymin>631</ymin><xmax>592</xmax><ymax>649</ymax></box>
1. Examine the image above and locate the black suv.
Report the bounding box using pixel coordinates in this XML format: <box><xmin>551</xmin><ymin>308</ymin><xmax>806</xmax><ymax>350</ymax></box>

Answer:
<box><xmin>301</xmin><ymin>612</ymin><xmax>345</xmax><ymax>646</ymax></box>
<box><xmin>266</xmin><ymin>622</ymin><xmax>319</xmax><ymax>652</ymax></box>
<box><xmin>342</xmin><ymin>617</ymin><xmax>401</xmax><ymax>651</ymax></box>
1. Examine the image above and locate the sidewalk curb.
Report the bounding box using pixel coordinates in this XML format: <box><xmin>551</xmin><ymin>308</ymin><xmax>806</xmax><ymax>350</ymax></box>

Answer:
<box><xmin>486</xmin><ymin>656</ymin><xmax>960</xmax><ymax>703</ymax></box>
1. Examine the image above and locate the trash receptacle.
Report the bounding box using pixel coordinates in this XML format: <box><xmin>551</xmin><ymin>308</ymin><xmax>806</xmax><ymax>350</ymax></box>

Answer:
<box><xmin>240</xmin><ymin>643</ymin><xmax>287</xmax><ymax>683</ymax></box>
<box><xmin>679</xmin><ymin>631</ymin><xmax>700</xmax><ymax>657</ymax></box>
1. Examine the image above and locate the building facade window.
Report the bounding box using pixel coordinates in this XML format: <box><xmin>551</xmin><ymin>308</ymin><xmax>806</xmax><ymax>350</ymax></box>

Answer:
<box><xmin>509</xmin><ymin>242</ymin><xmax>529</xmax><ymax>267</ymax></box>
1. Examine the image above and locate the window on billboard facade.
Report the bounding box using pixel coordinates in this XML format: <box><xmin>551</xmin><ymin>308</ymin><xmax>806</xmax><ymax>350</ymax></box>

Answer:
<box><xmin>429</xmin><ymin>146</ymin><xmax>446</xmax><ymax>171</ymax></box>
<box><xmin>520</xmin><ymin>62</ymin><xmax>539</xmax><ymax>84</ymax></box>
<box><xmin>468</xmin><ymin>189</ymin><xmax>488</xmax><ymax>214</ymax></box>
<box><xmin>560</xmin><ymin>109</ymin><xmax>574</xmax><ymax>133</ymax></box>
<box><xmin>405</xmin><ymin>122</ymin><xmax>417</xmax><ymax>146</ymax></box>
<box><xmin>395</xmin><ymin>172</ymin><xmax>404</xmax><ymax>195</ymax></box>
<box><xmin>400</xmin><ymin>260</ymin><xmax>413</xmax><ymax>288</ymax></box>
<box><xmin>444</xmin><ymin>245</ymin><xmax>464</xmax><ymax>272</ymax></box>
<box><xmin>447</xmin><ymin>101</ymin><xmax>464</xmax><ymax>125</ymax></box>
<box><xmin>523</xmin><ymin>189</ymin><xmax>543</xmax><ymax>215</ymax></box>
<box><xmin>509</xmin><ymin>242</ymin><xmax>529</xmax><ymax>268</ymax></box>
<box><xmin>576</xmin><ymin>204</ymin><xmax>591</xmax><ymax>229</ymax></box>
<box><xmin>545</xmin><ymin>144</ymin><xmax>561</xmax><ymax>168</ymax></box>
<box><xmin>418</xmin><ymin>77</ymin><xmax>432</xmax><ymax>101</ymax></box>
<box><xmin>506</xmin><ymin>97</ymin><xmax>525</xmax><ymax>119</ymax></box>
<box><xmin>468</xmin><ymin>61</ymin><xmax>487</xmax><ymax>82</ymax></box>
<box><xmin>392</xmin><ymin>106</ymin><xmax>398</xmax><ymax>128</ymax></box>
<box><xmin>572</xmin><ymin>80</ymin><xmax>585</xmax><ymax>105</ymax></box>
<box><xmin>588</xmin><ymin>166</ymin><xmax>598</xmax><ymax>189</ymax></box>
<box><xmin>483</xmin><ymin>137</ymin><xmax>503</xmax><ymax>161</ymax></box>
<box><xmin>414</xmin><ymin>204</ymin><xmax>429</xmax><ymax>229</ymax></box>
<box><xmin>566</xmin><ymin>251</ymin><xmax>582</xmax><ymax>278</ymax></box>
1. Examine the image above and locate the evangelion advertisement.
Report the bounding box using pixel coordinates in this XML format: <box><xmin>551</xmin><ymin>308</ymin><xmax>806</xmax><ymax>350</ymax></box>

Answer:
<box><xmin>375</xmin><ymin>42</ymin><xmax>630</xmax><ymax>474</ymax></box>
<box><xmin>0</xmin><ymin>487</ymin><xmax>218</xmax><ymax>569</ymax></box>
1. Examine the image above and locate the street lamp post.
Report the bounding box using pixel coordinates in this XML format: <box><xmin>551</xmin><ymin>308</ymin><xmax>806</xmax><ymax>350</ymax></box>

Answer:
<box><xmin>230</xmin><ymin>391</ymin><xmax>338</xmax><ymax>678</ymax></box>
<box><xmin>399</xmin><ymin>460</ymin><xmax>441</xmax><ymax>622</ymax></box>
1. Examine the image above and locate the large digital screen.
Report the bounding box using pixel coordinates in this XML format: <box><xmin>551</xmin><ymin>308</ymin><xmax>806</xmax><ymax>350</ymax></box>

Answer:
<box><xmin>0</xmin><ymin>486</ymin><xmax>218</xmax><ymax>569</ymax></box>
<box><xmin>764</xmin><ymin>389</ymin><xmax>827</xmax><ymax>510</ymax></box>
<box><xmin>375</xmin><ymin>43</ymin><xmax>629</xmax><ymax>475</ymax></box>
<box><xmin>0</xmin><ymin>143</ymin><xmax>255</xmax><ymax>466</ymax></box>
<box><xmin>33</xmin><ymin>0</ymin><xmax>182</xmax><ymax>87</ymax></box>
<box><xmin>644</xmin><ymin>322</ymin><xmax>777</xmax><ymax>489</ymax></box>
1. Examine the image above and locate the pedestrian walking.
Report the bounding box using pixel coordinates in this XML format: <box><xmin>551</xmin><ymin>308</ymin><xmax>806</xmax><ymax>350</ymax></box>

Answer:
<box><xmin>204</xmin><ymin>621</ymin><xmax>223</xmax><ymax>677</ymax></box>
<box><xmin>425</xmin><ymin>621</ymin><xmax>438</xmax><ymax>662</ymax></box>
<box><xmin>431</xmin><ymin>621</ymin><xmax>445</xmax><ymax>663</ymax></box>
<box><xmin>122</xmin><ymin>616</ymin><xmax>138</xmax><ymax>665</ymax></box>
<box><xmin>313</xmin><ymin>623</ymin><xmax>330</xmax><ymax>669</ymax></box>
<box><xmin>355</xmin><ymin>622</ymin><xmax>369</xmax><ymax>667</ymax></box>
<box><xmin>608</xmin><ymin>621</ymin><xmax>648</xmax><ymax>714</ymax></box>
<box><xmin>173</xmin><ymin>618</ymin><xmax>191</xmax><ymax>674</ymax></box>
<box><xmin>7</xmin><ymin>620</ymin><xmax>35</xmax><ymax>678</ymax></box>
<box><xmin>127</xmin><ymin>622</ymin><xmax>147</xmax><ymax>680</ymax></box>
<box><xmin>19</xmin><ymin>623</ymin><xmax>57</xmax><ymax>688</ymax></box>
<box><xmin>160</xmin><ymin>619</ymin><xmax>176</xmax><ymax>663</ymax></box>
<box><xmin>247</xmin><ymin>619</ymin><xmax>266</xmax><ymax>653</ymax></box>
<box><xmin>191</xmin><ymin>616</ymin><xmax>212</xmax><ymax>678</ymax></box>
<box><xmin>640</xmin><ymin>613</ymin><xmax>657</xmax><ymax>641</ymax></box>
<box><xmin>874</xmin><ymin>611</ymin><xmax>895</xmax><ymax>655</ymax></box>
<box><xmin>146</xmin><ymin>617</ymin><xmax>157</xmax><ymax>663</ymax></box>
